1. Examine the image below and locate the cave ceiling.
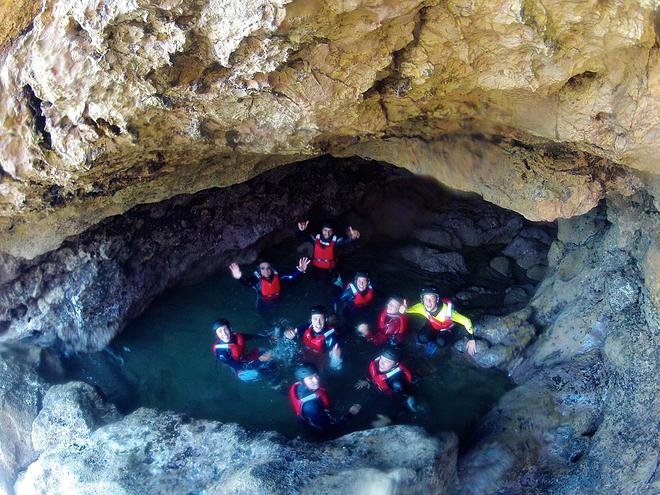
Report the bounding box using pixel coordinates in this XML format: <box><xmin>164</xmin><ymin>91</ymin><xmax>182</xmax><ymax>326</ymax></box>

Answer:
<box><xmin>0</xmin><ymin>0</ymin><xmax>658</xmax><ymax>259</ymax></box>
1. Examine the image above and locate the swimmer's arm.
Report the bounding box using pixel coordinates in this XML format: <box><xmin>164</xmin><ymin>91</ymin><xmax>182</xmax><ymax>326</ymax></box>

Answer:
<box><xmin>405</xmin><ymin>303</ymin><xmax>429</xmax><ymax>318</ymax></box>
<box><xmin>451</xmin><ymin>311</ymin><xmax>474</xmax><ymax>335</ymax></box>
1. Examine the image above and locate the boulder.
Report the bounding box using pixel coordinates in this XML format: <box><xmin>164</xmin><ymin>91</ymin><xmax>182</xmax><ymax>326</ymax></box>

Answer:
<box><xmin>395</xmin><ymin>246</ymin><xmax>468</xmax><ymax>274</ymax></box>
<box><xmin>488</xmin><ymin>256</ymin><xmax>512</xmax><ymax>278</ymax></box>
<box><xmin>503</xmin><ymin>235</ymin><xmax>549</xmax><ymax>270</ymax></box>
<box><xmin>31</xmin><ymin>382</ymin><xmax>120</xmax><ymax>452</ymax></box>
<box><xmin>0</xmin><ymin>344</ymin><xmax>47</xmax><ymax>495</ymax></box>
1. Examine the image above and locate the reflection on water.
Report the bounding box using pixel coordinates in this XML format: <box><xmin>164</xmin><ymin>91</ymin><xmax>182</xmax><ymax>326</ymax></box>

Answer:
<box><xmin>110</xmin><ymin>235</ymin><xmax>515</xmax><ymax>439</ymax></box>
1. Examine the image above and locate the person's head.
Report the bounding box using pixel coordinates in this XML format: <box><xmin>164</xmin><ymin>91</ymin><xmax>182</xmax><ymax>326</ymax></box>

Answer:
<box><xmin>420</xmin><ymin>287</ymin><xmax>440</xmax><ymax>311</ymax></box>
<box><xmin>354</xmin><ymin>271</ymin><xmax>370</xmax><ymax>292</ymax></box>
<box><xmin>310</xmin><ymin>305</ymin><xmax>327</xmax><ymax>332</ymax></box>
<box><xmin>386</xmin><ymin>295</ymin><xmax>403</xmax><ymax>315</ymax></box>
<box><xmin>211</xmin><ymin>318</ymin><xmax>232</xmax><ymax>342</ymax></box>
<box><xmin>321</xmin><ymin>221</ymin><xmax>334</xmax><ymax>240</ymax></box>
<box><xmin>378</xmin><ymin>347</ymin><xmax>399</xmax><ymax>372</ymax></box>
<box><xmin>295</xmin><ymin>363</ymin><xmax>320</xmax><ymax>390</ymax></box>
<box><xmin>257</xmin><ymin>260</ymin><xmax>274</xmax><ymax>278</ymax></box>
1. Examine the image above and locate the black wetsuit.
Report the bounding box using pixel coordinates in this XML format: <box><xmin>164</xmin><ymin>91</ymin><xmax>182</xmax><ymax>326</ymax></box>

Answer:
<box><xmin>296</xmin><ymin>385</ymin><xmax>354</xmax><ymax>435</ymax></box>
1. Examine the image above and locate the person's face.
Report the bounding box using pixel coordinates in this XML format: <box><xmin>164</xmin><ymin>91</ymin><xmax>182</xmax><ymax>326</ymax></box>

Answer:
<box><xmin>311</xmin><ymin>313</ymin><xmax>325</xmax><ymax>332</ymax></box>
<box><xmin>216</xmin><ymin>326</ymin><xmax>231</xmax><ymax>342</ymax></box>
<box><xmin>378</xmin><ymin>356</ymin><xmax>396</xmax><ymax>372</ymax></box>
<box><xmin>356</xmin><ymin>276</ymin><xmax>368</xmax><ymax>291</ymax></box>
<box><xmin>386</xmin><ymin>299</ymin><xmax>401</xmax><ymax>314</ymax></box>
<box><xmin>259</xmin><ymin>263</ymin><xmax>273</xmax><ymax>277</ymax></box>
<box><xmin>422</xmin><ymin>294</ymin><xmax>438</xmax><ymax>311</ymax></box>
<box><xmin>321</xmin><ymin>227</ymin><xmax>333</xmax><ymax>240</ymax></box>
<box><xmin>303</xmin><ymin>374</ymin><xmax>320</xmax><ymax>390</ymax></box>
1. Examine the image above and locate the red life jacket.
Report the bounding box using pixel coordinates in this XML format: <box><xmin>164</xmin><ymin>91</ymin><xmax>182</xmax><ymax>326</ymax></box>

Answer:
<box><xmin>255</xmin><ymin>271</ymin><xmax>281</xmax><ymax>299</ymax></box>
<box><xmin>312</xmin><ymin>235</ymin><xmax>336</xmax><ymax>269</ymax></box>
<box><xmin>212</xmin><ymin>333</ymin><xmax>245</xmax><ymax>362</ymax></box>
<box><xmin>368</xmin><ymin>358</ymin><xmax>412</xmax><ymax>394</ymax></box>
<box><xmin>302</xmin><ymin>325</ymin><xmax>335</xmax><ymax>353</ymax></box>
<box><xmin>289</xmin><ymin>382</ymin><xmax>331</xmax><ymax>416</ymax></box>
<box><xmin>427</xmin><ymin>298</ymin><xmax>456</xmax><ymax>332</ymax></box>
<box><xmin>347</xmin><ymin>282</ymin><xmax>374</xmax><ymax>307</ymax></box>
<box><xmin>374</xmin><ymin>309</ymin><xmax>408</xmax><ymax>344</ymax></box>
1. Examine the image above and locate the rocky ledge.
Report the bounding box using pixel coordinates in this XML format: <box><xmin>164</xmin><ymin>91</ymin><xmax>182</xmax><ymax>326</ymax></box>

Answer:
<box><xmin>15</xmin><ymin>382</ymin><xmax>457</xmax><ymax>495</ymax></box>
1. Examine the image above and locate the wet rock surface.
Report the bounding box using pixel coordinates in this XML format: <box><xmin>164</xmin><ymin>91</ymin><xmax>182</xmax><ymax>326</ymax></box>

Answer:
<box><xmin>0</xmin><ymin>344</ymin><xmax>47</xmax><ymax>495</ymax></box>
<box><xmin>16</xmin><ymin>406</ymin><xmax>457</xmax><ymax>495</ymax></box>
<box><xmin>459</xmin><ymin>193</ymin><xmax>660</xmax><ymax>494</ymax></box>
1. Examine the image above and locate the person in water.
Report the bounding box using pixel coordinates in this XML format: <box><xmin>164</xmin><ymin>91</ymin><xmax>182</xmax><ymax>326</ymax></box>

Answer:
<box><xmin>299</xmin><ymin>305</ymin><xmax>343</xmax><ymax>370</ymax></box>
<box><xmin>336</xmin><ymin>271</ymin><xmax>375</xmax><ymax>316</ymax></box>
<box><xmin>229</xmin><ymin>257</ymin><xmax>310</xmax><ymax>312</ymax></box>
<box><xmin>401</xmin><ymin>287</ymin><xmax>477</xmax><ymax>356</ymax></box>
<box><xmin>211</xmin><ymin>319</ymin><xmax>272</xmax><ymax>380</ymax></box>
<box><xmin>296</xmin><ymin>220</ymin><xmax>360</xmax><ymax>274</ymax></box>
<box><xmin>357</xmin><ymin>295</ymin><xmax>409</xmax><ymax>346</ymax></box>
<box><xmin>289</xmin><ymin>362</ymin><xmax>361</xmax><ymax>435</ymax></box>
<box><xmin>355</xmin><ymin>347</ymin><xmax>416</xmax><ymax>423</ymax></box>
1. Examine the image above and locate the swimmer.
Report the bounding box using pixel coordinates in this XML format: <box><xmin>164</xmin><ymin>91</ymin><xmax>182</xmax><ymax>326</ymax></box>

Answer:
<box><xmin>400</xmin><ymin>287</ymin><xmax>477</xmax><ymax>356</ymax></box>
<box><xmin>289</xmin><ymin>362</ymin><xmax>361</xmax><ymax>435</ymax></box>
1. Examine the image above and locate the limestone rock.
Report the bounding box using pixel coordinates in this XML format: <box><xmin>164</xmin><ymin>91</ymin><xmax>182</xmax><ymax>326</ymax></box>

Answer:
<box><xmin>0</xmin><ymin>344</ymin><xmax>47</xmax><ymax>494</ymax></box>
<box><xmin>0</xmin><ymin>0</ymin><xmax>655</xmax><ymax>260</ymax></box>
<box><xmin>16</xmin><ymin>408</ymin><xmax>458</xmax><ymax>495</ymax></box>
<box><xmin>31</xmin><ymin>381</ymin><xmax>120</xmax><ymax>452</ymax></box>
<box><xmin>395</xmin><ymin>246</ymin><xmax>468</xmax><ymax>274</ymax></box>
<box><xmin>488</xmin><ymin>256</ymin><xmax>512</xmax><ymax>278</ymax></box>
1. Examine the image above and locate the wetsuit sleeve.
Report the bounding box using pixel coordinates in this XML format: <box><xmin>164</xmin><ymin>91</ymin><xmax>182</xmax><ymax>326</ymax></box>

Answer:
<box><xmin>338</xmin><ymin>287</ymin><xmax>354</xmax><ymax>303</ymax></box>
<box><xmin>405</xmin><ymin>303</ymin><xmax>428</xmax><ymax>318</ymax></box>
<box><xmin>333</xmin><ymin>235</ymin><xmax>352</xmax><ymax>247</ymax></box>
<box><xmin>237</xmin><ymin>274</ymin><xmax>259</xmax><ymax>291</ymax></box>
<box><xmin>451</xmin><ymin>311</ymin><xmax>474</xmax><ymax>335</ymax></box>
<box><xmin>279</xmin><ymin>270</ymin><xmax>303</xmax><ymax>282</ymax></box>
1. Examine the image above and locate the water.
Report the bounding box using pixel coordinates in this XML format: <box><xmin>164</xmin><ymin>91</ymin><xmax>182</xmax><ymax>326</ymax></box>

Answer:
<box><xmin>111</xmin><ymin>234</ymin><xmax>515</xmax><ymax>440</ymax></box>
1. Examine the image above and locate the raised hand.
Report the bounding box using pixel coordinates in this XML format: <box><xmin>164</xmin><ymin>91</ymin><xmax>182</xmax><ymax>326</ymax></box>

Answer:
<box><xmin>466</xmin><ymin>339</ymin><xmax>477</xmax><ymax>356</ymax></box>
<box><xmin>228</xmin><ymin>262</ymin><xmax>242</xmax><ymax>279</ymax></box>
<box><xmin>284</xmin><ymin>327</ymin><xmax>298</xmax><ymax>340</ymax></box>
<box><xmin>399</xmin><ymin>299</ymin><xmax>408</xmax><ymax>314</ymax></box>
<box><xmin>348</xmin><ymin>404</ymin><xmax>362</xmax><ymax>415</ymax></box>
<box><xmin>297</xmin><ymin>220</ymin><xmax>309</xmax><ymax>231</ymax></box>
<box><xmin>258</xmin><ymin>351</ymin><xmax>272</xmax><ymax>362</ymax></box>
<box><xmin>297</xmin><ymin>256</ymin><xmax>310</xmax><ymax>272</ymax></box>
<box><xmin>354</xmin><ymin>379</ymin><xmax>370</xmax><ymax>390</ymax></box>
<box><xmin>346</xmin><ymin>226</ymin><xmax>360</xmax><ymax>240</ymax></box>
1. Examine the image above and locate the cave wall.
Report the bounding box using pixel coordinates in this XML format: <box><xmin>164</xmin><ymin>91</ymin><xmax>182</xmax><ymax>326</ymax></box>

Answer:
<box><xmin>0</xmin><ymin>0</ymin><xmax>657</xmax><ymax>260</ymax></box>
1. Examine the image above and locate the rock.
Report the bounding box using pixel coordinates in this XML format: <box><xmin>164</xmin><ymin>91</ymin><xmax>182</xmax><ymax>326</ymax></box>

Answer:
<box><xmin>31</xmin><ymin>382</ymin><xmax>120</xmax><ymax>452</ymax></box>
<box><xmin>518</xmin><ymin>225</ymin><xmax>556</xmax><ymax>245</ymax></box>
<box><xmin>0</xmin><ymin>344</ymin><xmax>47</xmax><ymax>494</ymax></box>
<box><xmin>503</xmin><ymin>235</ymin><xmax>549</xmax><ymax>270</ymax></box>
<box><xmin>413</xmin><ymin>227</ymin><xmax>462</xmax><ymax>250</ymax></box>
<box><xmin>16</xmin><ymin>409</ymin><xmax>458</xmax><ymax>495</ymax></box>
<box><xmin>526</xmin><ymin>264</ymin><xmax>547</xmax><ymax>282</ymax></box>
<box><xmin>488</xmin><ymin>256</ymin><xmax>512</xmax><ymax>277</ymax></box>
<box><xmin>395</xmin><ymin>246</ymin><xmax>468</xmax><ymax>274</ymax></box>
<box><xmin>503</xmin><ymin>286</ymin><xmax>530</xmax><ymax>306</ymax></box>
<box><xmin>557</xmin><ymin>208</ymin><xmax>601</xmax><ymax>245</ymax></box>
<box><xmin>474</xmin><ymin>310</ymin><xmax>536</xmax><ymax>349</ymax></box>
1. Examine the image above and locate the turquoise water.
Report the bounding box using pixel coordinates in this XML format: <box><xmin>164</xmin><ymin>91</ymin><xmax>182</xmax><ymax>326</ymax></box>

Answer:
<box><xmin>111</xmin><ymin>235</ymin><xmax>515</xmax><ymax>440</ymax></box>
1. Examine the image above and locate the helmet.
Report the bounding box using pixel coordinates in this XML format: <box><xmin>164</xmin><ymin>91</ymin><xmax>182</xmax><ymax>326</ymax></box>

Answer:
<box><xmin>211</xmin><ymin>318</ymin><xmax>232</xmax><ymax>332</ymax></box>
<box><xmin>354</xmin><ymin>270</ymin><xmax>370</xmax><ymax>281</ymax></box>
<box><xmin>380</xmin><ymin>347</ymin><xmax>400</xmax><ymax>362</ymax></box>
<box><xmin>310</xmin><ymin>305</ymin><xmax>328</xmax><ymax>318</ymax></box>
<box><xmin>419</xmin><ymin>287</ymin><xmax>440</xmax><ymax>302</ymax></box>
<box><xmin>321</xmin><ymin>220</ymin><xmax>334</xmax><ymax>230</ymax></box>
<box><xmin>294</xmin><ymin>362</ymin><xmax>319</xmax><ymax>381</ymax></box>
<box><xmin>388</xmin><ymin>294</ymin><xmax>404</xmax><ymax>304</ymax></box>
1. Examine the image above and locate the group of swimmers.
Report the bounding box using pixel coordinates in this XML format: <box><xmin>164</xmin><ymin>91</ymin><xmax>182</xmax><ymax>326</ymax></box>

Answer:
<box><xmin>211</xmin><ymin>220</ymin><xmax>478</xmax><ymax>436</ymax></box>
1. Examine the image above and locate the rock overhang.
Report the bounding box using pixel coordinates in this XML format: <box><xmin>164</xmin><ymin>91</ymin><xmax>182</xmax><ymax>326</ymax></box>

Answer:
<box><xmin>0</xmin><ymin>0</ymin><xmax>657</xmax><ymax>260</ymax></box>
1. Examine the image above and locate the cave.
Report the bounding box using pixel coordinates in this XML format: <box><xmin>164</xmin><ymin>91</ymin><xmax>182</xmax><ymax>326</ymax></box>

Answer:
<box><xmin>0</xmin><ymin>2</ymin><xmax>658</xmax><ymax>495</ymax></box>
